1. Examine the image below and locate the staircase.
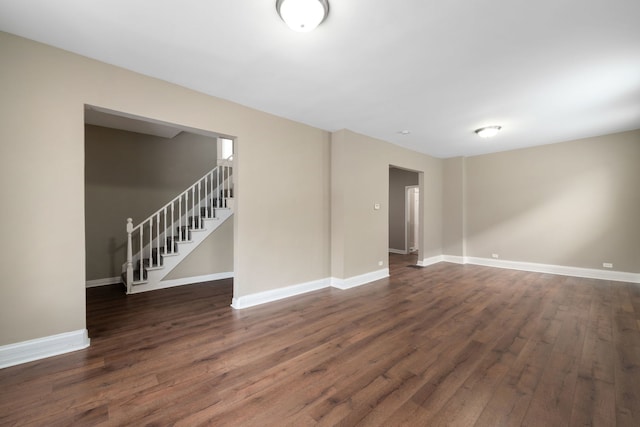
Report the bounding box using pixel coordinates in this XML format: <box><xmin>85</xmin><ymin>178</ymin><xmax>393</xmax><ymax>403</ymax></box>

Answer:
<box><xmin>123</xmin><ymin>157</ymin><xmax>233</xmax><ymax>294</ymax></box>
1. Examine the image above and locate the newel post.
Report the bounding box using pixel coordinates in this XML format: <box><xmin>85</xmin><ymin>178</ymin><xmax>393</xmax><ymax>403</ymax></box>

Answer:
<box><xmin>126</xmin><ymin>218</ymin><xmax>133</xmax><ymax>294</ymax></box>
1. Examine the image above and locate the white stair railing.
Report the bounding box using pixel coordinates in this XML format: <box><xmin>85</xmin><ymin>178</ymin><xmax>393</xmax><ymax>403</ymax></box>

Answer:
<box><xmin>216</xmin><ymin>155</ymin><xmax>234</xmax><ymax>208</ymax></box>
<box><xmin>124</xmin><ymin>159</ymin><xmax>233</xmax><ymax>293</ymax></box>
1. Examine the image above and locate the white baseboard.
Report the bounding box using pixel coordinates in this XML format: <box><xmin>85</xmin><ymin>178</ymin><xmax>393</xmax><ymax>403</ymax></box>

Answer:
<box><xmin>86</xmin><ymin>276</ymin><xmax>121</xmax><ymax>288</ymax></box>
<box><xmin>417</xmin><ymin>255</ymin><xmax>444</xmax><ymax>267</ymax></box>
<box><xmin>442</xmin><ymin>255</ymin><xmax>466</xmax><ymax>264</ymax></box>
<box><xmin>331</xmin><ymin>268</ymin><xmax>389</xmax><ymax>290</ymax></box>
<box><xmin>388</xmin><ymin>248</ymin><xmax>408</xmax><ymax>255</ymax></box>
<box><xmin>230</xmin><ymin>254</ymin><xmax>639</xmax><ymax>312</ymax></box>
<box><xmin>231</xmin><ymin>268</ymin><xmax>391</xmax><ymax>309</ymax></box>
<box><xmin>0</xmin><ymin>329</ymin><xmax>90</xmax><ymax>369</ymax></box>
<box><xmin>419</xmin><ymin>255</ymin><xmax>639</xmax><ymax>283</ymax></box>
<box><xmin>231</xmin><ymin>277</ymin><xmax>331</xmax><ymax>309</ymax></box>
<box><xmin>464</xmin><ymin>257</ymin><xmax>640</xmax><ymax>283</ymax></box>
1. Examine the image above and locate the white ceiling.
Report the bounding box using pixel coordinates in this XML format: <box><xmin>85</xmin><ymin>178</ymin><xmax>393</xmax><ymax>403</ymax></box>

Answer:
<box><xmin>1</xmin><ymin>0</ymin><xmax>639</xmax><ymax>158</ymax></box>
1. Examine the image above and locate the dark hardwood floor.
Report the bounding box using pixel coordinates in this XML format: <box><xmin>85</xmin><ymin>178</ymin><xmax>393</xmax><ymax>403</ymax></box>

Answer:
<box><xmin>2</xmin><ymin>254</ymin><xmax>640</xmax><ymax>426</ymax></box>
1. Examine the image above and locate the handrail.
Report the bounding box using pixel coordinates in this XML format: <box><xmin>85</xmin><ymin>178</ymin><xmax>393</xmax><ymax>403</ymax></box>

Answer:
<box><xmin>131</xmin><ymin>165</ymin><xmax>220</xmax><ymax>233</ymax></box>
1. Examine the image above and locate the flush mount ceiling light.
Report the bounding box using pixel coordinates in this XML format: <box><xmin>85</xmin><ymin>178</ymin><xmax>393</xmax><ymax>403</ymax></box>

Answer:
<box><xmin>276</xmin><ymin>0</ymin><xmax>329</xmax><ymax>32</ymax></box>
<box><xmin>474</xmin><ymin>125</ymin><xmax>502</xmax><ymax>138</ymax></box>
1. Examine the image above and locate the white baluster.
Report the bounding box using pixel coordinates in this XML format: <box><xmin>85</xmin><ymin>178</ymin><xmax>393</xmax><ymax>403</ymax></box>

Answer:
<box><xmin>171</xmin><ymin>203</ymin><xmax>175</xmax><ymax>253</ymax></box>
<box><xmin>148</xmin><ymin>219</ymin><xmax>152</xmax><ymax>268</ymax></box>
<box><xmin>204</xmin><ymin>175</ymin><xmax>209</xmax><ymax>218</ymax></box>
<box><xmin>224</xmin><ymin>164</ymin><xmax>228</xmax><ymax>207</ymax></box>
<box><xmin>198</xmin><ymin>181</ymin><xmax>201</xmax><ymax>227</ymax></box>
<box><xmin>179</xmin><ymin>196</ymin><xmax>183</xmax><ymax>241</ymax></box>
<box><xmin>156</xmin><ymin>213</ymin><xmax>160</xmax><ymax>265</ymax></box>
<box><xmin>126</xmin><ymin>218</ymin><xmax>133</xmax><ymax>292</ymax></box>
<box><xmin>209</xmin><ymin>171</ymin><xmax>215</xmax><ymax>214</ymax></box>
<box><xmin>217</xmin><ymin>167</ymin><xmax>222</xmax><ymax>208</ymax></box>
<box><xmin>163</xmin><ymin>207</ymin><xmax>167</xmax><ymax>255</ymax></box>
<box><xmin>184</xmin><ymin>191</ymin><xmax>188</xmax><ymax>240</ymax></box>
<box><xmin>139</xmin><ymin>225</ymin><xmax>143</xmax><ymax>281</ymax></box>
<box><xmin>212</xmin><ymin>170</ymin><xmax>215</xmax><ymax>213</ymax></box>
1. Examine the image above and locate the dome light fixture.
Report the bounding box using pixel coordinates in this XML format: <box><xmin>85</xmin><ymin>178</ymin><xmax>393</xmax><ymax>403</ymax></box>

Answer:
<box><xmin>475</xmin><ymin>125</ymin><xmax>502</xmax><ymax>138</ymax></box>
<box><xmin>276</xmin><ymin>0</ymin><xmax>329</xmax><ymax>32</ymax></box>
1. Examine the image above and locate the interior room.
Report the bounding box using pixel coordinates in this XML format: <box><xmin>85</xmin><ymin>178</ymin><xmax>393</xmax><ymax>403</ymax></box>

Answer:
<box><xmin>0</xmin><ymin>0</ymin><xmax>639</xmax><ymax>425</ymax></box>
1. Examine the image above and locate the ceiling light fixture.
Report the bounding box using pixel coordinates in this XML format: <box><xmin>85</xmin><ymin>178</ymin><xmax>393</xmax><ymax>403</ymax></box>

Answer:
<box><xmin>474</xmin><ymin>126</ymin><xmax>502</xmax><ymax>138</ymax></box>
<box><xmin>276</xmin><ymin>0</ymin><xmax>329</xmax><ymax>32</ymax></box>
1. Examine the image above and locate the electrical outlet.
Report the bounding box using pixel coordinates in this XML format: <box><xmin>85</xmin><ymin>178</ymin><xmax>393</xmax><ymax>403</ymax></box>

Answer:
<box><xmin>378</xmin><ymin>261</ymin><xmax>383</xmax><ymax>266</ymax></box>
<box><xmin>492</xmin><ymin>253</ymin><xmax>499</xmax><ymax>259</ymax></box>
<box><xmin>602</xmin><ymin>262</ymin><xmax>613</xmax><ymax>269</ymax></box>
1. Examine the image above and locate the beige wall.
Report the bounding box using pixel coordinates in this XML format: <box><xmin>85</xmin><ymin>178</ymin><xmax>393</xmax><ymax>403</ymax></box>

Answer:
<box><xmin>2</xmin><ymin>30</ymin><xmax>636</xmax><ymax>351</ymax></box>
<box><xmin>442</xmin><ymin>157</ymin><xmax>465</xmax><ymax>257</ymax></box>
<box><xmin>464</xmin><ymin>130</ymin><xmax>640</xmax><ymax>272</ymax></box>
<box><xmin>388</xmin><ymin>167</ymin><xmax>419</xmax><ymax>251</ymax></box>
<box><xmin>164</xmin><ymin>217</ymin><xmax>233</xmax><ymax>280</ymax></box>
<box><xmin>0</xmin><ymin>32</ymin><xmax>330</xmax><ymax>346</ymax></box>
<box><xmin>331</xmin><ymin>130</ymin><xmax>443</xmax><ymax>278</ymax></box>
<box><xmin>85</xmin><ymin>125</ymin><xmax>219</xmax><ymax>280</ymax></box>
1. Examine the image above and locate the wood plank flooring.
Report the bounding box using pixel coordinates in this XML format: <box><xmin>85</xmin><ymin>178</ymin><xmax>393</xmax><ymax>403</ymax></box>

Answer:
<box><xmin>2</xmin><ymin>254</ymin><xmax>640</xmax><ymax>426</ymax></box>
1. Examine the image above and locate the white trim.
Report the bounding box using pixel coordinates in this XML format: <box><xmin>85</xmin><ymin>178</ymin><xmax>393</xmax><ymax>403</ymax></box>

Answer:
<box><xmin>0</xmin><ymin>329</ymin><xmax>90</xmax><ymax>369</ymax></box>
<box><xmin>417</xmin><ymin>255</ymin><xmax>444</xmax><ymax>267</ymax></box>
<box><xmin>231</xmin><ymin>278</ymin><xmax>331</xmax><ymax>309</ymax></box>
<box><xmin>419</xmin><ymin>255</ymin><xmax>639</xmax><ymax>283</ymax></box>
<box><xmin>331</xmin><ymin>268</ymin><xmax>389</xmax><ymax>290</ymax></box>
<box><xmin>130</xmin><ymin>272</ymin><xmax>234</xmax><ymax>294</ymax></box>
<box><xmin>464</xmin><ymin>257</ymin><xmax>640</xmax><ymax>283</ymax></box>
<box><xmin>231</xmin><ymin>256</ymin><xmax>639</xmax><ymax>312</ymax></box>
<box><xmin>86</xmin><ymin>276</ymin><xmax>121</xmax><ymax>288</ymax></box>
<box><xmin>388</xmin><ymin>248</ymin><xmax>408</xmax><ymax>255</ymax></box>
<box><xmin>442</xmin><ymin>255</ymin><xmax>466</xmax><ymax>264</ymax></box>
<box><xmin>231</xmin><ymin>268</ymin><xmax>392</xmax><ymax>309</ymax></box>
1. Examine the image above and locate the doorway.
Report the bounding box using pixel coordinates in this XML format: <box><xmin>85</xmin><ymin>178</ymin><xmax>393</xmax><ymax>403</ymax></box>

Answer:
<box><xmin>83</xmin><ymin>105</ymin><xmax>236</xmax><ymax>308</ymax></box>
<box><xmin>388</xmin><ymin>166</ymin><xmax>422</xmax><ymax>272</ymax></box>
<box><xmin>406</xmin><ymin>186</ymin><xmax>419</xmax><ymax>253</ymax></box>
<box><xmin>388</xmin><ymin>167</ymin><xmax>420</xmax><ymax>254</ymax></box>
